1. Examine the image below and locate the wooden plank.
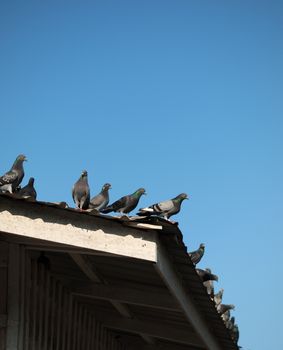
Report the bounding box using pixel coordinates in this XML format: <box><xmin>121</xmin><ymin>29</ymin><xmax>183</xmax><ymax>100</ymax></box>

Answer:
<box><xmin>72</xmin><ymin>301</ymin><xmax>78</xmax><ymax>350</ymax></box>
<box><xmin>24</xmin><ymin>254</ymin><xmax>31</xmax><ymax>350</ymax></box>
<box><xmin>0</xmin><ymin>242</ymin><xmax>8</xmax><ymax>350</ymax></box>
<box><xmin>6</xmin><ymin>244</ymin><xmax>20</xmax><ymax>350</ymax></box>
<box><xmin>66</xmin><ymin>294</ymin><xmax>73</xmax><ymax>350</ymax></box>
<box><xmin>49</xmin><ymin>277</ymin><xmax>56</xmax><ymax>350</ymax></box>
<box><xmin>43</xmin><ymin>269</ymin><xmax>50</xmax><ymax>350</ymax></box>
<box><xmin>56</xmin><ymin>283</ymin><xmax>63</xmax><ymax>350</ymax></box>
<box><xmin>18</xmin><ymin>247</ymin><xmax>26</xmax><ymax>350</ymax></box>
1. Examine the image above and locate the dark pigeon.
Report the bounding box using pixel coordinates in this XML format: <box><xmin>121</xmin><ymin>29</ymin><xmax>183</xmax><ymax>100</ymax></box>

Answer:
<box><xmin>226</xmin><ymin>316</ymin><xmax>235</xmax><ymax>330</ymax></box>
<box><xmin>137</xmin><ymin>193</ymin><xmax>188</xmax><ymax>220</ymax></box>
<box><xmin>217</xmin><ymin>303</ymin><xmax>235</xmax><ymax>315</ymax></box>
<box><xmin>18</xmin><ymin>177</ymin><xmax>37</xmax><ymax>200</ymax></box>
<box><xmin>214</xmin><ymin>288</ymin><xmax>224</xmax><ymax>307</ymax></box>
<box><xmin>0</xmin><ymin>154</ymin><xmax>27</xmax><ymax>193</ymax></box>
<box><xmin>230</xmin><ymin>323</ymin><xmax>239</xmax><ymax>344</ymax></box>
<box><xmin>188</xmin><ymin>243</ymin><xmax>205</xmax><ymax>265</ymax></box>
<box><xmin>72</xmin><ymin>170</ymin><xmax>90</xmax><ymax>210</ymax></box>
<box><xmin>196</xmin><ymin>268</ymin><xmax>218</xmax><ymax>283</ymax></box>
<box><xmin>101</xmin><ymin>188</ymin><xmax>146</xmax><ymax>215</ymax></box>
<box><xmin>89</xmin><ymin>183</ymin><xmax>111</xmax><ymax>211</ymax></box>
<box><xmin>203</xmin><ymin>268</ymin><xmax>215</xmax><ymax>297</ymax></box>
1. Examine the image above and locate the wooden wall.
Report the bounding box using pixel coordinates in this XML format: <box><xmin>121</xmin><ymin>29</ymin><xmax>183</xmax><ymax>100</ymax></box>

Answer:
<box><xmin>0</xmin><ymin>242</ymin><xmax>8</xmax><ymax>350</ymax></box>
<box><xmin>2</xmin><ymin>242</ymin><xmax>125</xmax><ymax>350</ymax></box>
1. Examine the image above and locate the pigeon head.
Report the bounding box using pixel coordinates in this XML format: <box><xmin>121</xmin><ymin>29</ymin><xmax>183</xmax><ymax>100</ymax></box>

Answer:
<box><xmin>175</xmin><ymin>193</ymin><xmax>188</xmax><ymax>201</ymax></box>
<box><xmin>200</xmin><ymin>243</ymin><xmax>205</xmax><ymax>249</ymax></box>
<box><xmin>81</xmin><ymin>170</ymin><xmax>88</xmax><ymax>178</ymax></box>
<box><xmin>102</xmin><ymin>183</ymin><xmax>111</xmax><ymax>191</ymax></box>
<box><xmin>135</xmin><ymin>188</ymin><xmax>146</xmax><ymax>196</ymax></box>
<box><xmin>17</xmin><ymin>154</ymin><xmax>27</xmax><ymax>162</ymax></box>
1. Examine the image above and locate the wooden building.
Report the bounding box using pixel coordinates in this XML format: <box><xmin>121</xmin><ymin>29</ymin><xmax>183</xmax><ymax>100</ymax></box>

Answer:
<box><xmin>0</xmin><ymin>193</ymin><xmax>238</xmax><ymax>350</ymax></box>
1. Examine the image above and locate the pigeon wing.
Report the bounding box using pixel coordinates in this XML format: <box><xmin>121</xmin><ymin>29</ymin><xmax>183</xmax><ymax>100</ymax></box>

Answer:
<box><xmin>0</xmin><ymin>170</ymin><xmax>18</xmax><ymax>185</ymax></box>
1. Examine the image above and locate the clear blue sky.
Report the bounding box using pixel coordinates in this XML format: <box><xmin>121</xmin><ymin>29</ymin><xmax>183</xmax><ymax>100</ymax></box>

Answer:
<box><xmin>0</xmin><ymin>1</ymin><xmax>282</xmax><ymax>349</ymax></box>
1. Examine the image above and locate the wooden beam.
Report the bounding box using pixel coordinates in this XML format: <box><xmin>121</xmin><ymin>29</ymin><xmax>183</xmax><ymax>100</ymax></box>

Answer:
<box><xmin>155</xmin><ymin>243</ymin><xmax>222</xmax><ymax>350</ymax></box>
<box><xmin>69</xmin><ymin>253</ymin><xmax>155</xmax><ymax>345</ymax></box>
<box><xmin>0</xmin><ymin>197</ymin><xmax>158</xmax><ymax>262</ymax></box>
<box><xmin>94</xmin><ymin>314</ymin><xmax>204</xmax><ymax>348</ymax></box>
<box><xmin>72</xmin><ymin>284</ymin><xmax>180</xmax><ymax>311</ymax></box>
<box><xmin>69</xmin><ymin>254</ymin><xmax>103</xmax><ymax>283</ymax></box>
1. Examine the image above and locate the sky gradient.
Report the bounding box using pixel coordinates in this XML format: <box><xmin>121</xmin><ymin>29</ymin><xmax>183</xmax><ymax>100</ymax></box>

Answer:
<box><xmin>1</xmin><ymin>1</ymin><xmax>282</xmax><ymax>349</ymax></box>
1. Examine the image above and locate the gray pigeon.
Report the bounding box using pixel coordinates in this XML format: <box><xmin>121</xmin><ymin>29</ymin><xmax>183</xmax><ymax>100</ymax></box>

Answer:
<box><xmin>221</xmin><ymin>310</ymin><xmax>230</xmax><ymax>323</ymax></box>
<box><xmin>203</xmin><ymin>268</ymin><xmax>215</xmax><ymax>297</ymax></box>
<box><xmin>214</xmin><ymin>288</ymin><xmax>224</xmax><ymax>307</ymax></box>
<box><xmin>18</xmin><ymin>177</ymin><xmax>37</xmax><ymax>200</ymax></box>
<box><xmin>72</xmin><ymin>170</ymin><xmax>90</xmax><ymax>210</ymax></box>
<box><xmin>101</xmin><ymin>188</ymin><xmax>146</xmax><ymax>215</ymax></box>
<box><xmin>196</xmin><ymin>268</ymin><xmax>218</xmax><ymax>282</ymax></box>
<box><xmin>217</xmin><ymin>303</ymin><xmax>235</xmax><ymax>315</ymax></box>
<box><xmin>137</xmin><ymin>193</ymin><xmax>188</xmax><ymax>220</ymax></box>
<box><xmin>188</xmin><ymin>243</ymin><xmax>205</xmax><ymax>265</ymax></box>
<box><xmin>0</xmin><ymin>154</ymin><xmax>27</xmax><ymax>193</ymax></box>
<box><xmin>89</xmin><ymin>183</ymin><xmax>111</xmax><ymax>211</ymax></box>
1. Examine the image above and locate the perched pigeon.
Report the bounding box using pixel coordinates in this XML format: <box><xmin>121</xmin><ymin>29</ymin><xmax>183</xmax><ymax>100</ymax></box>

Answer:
<box><xmin>18</xmin><ymin>177</ymin><xmax>37</xmax><ymax>200</ymax></box>
<box><xmin>230</xmin><ymin>323</ymin><xmax>239</xmax><ymax>344</ymax></box>
<box><xmin>101</xmin><ymin>188</ymin><xmax>146</xmax><ymax>215</ymax></box>
<box><xmin>226</xmin><ymin>316</ymin><xmax>235</xmax><ymax>330</ymax></box>
<box><xmin>214</xmin><ymin>288</ymin><xmax>224</xmax><ymax>307</ymax></box>
<box><xmin>188</xmin><ymin>243</ymin><xmax>205</xmax><ymax>265</ymax></box>
<box><xmin>217</xmin><ymin>303</ymin><xmax>235</xmax><ymax>315</ymax></box>
<box><xmin>221</xmin><ymin>310</ymin><xmax>230</xmax><ymax>323</ymax></box>
<box><xmin>196</xmin><ymin>268</ymin><xmax>218</xmax><ymax>282</ymax></box>
<box><xmin>72</xmin><ymin>170</ymin><xmax>90</xmax><ymax>210</ymax></box>
<box><xmin>203</xmin><ymin>268</ymin><xmax>215</xmax><ymax>297</ymax></box>
<box><xmin>137</xmin><ymin>193</ymin><xmax>188</xmax><ymax>220</ymax></box>
<box><xmin>89</xmin><ymin>183</ymin><xmax>111</xmax><ymax>211</ymax></box>
<box><xmin>0</xmin><ymin>154</ymin><xmax>27</xmax><ymax>193</ymax></box>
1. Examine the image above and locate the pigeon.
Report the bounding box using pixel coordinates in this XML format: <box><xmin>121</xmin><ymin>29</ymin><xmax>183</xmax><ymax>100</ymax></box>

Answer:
<box><xmin>217</xmin><ymin>303</ymin><xmax>235</xmax><ymax>315</ymax></box>
<box><xmin>214</xmin><ymin>288</ymin><xmax>224</xmax><ymax>306</ymax></box>
<box><xmin>226</xmin><ymin>316</ymin><xmax>235</xmax><ymax>330</ymax></box>
<box><xmin>0</xmin><ymin>154</ymin><xmax>27</xmax><ymax>193</ymax></box>
<box><xmin>196</xmin><ymin>268</ymin><xmax>218</xmax><ymax>282</ymax></box>
<box><xmin>230</xmin><ymin>323</ymin><xmax>239</xmax><ymax>344</ymax></box>
<box><xmin>89</xmin><ymin>183</ymin><xmax>111</xmax><ymax>211</ymax></box>
<box><xmin>221</xmin><ymin>310</ymin><xmax>231</xmax><ymax>323</ymax></box>
<box><xmin>72</xmin><ymin>170</ymin><xmax>90</xmax><ymax>210</ymax></box>
<box><xmin>137</xmin><ymin>193</ymin><xmax>188</xmax><ymax>220</ymax></box>
<box><xmin>188</xmin><ymin>243</ymin><xmax>205</xmax><ymax>265</ymax></box>
<box><xmin>203</xmin><ymin>268</ymin><xmax>215</xmax><ymax>297</ymax></box>
<box><xmin>18</xmin><ymin>177</ymin><xmax>37</xmax><ymax>200</ymax></box>
<box><xmin>101</xmin><ymin>188</ymin><xmax>146</xmax><ymax>215</ymax></box>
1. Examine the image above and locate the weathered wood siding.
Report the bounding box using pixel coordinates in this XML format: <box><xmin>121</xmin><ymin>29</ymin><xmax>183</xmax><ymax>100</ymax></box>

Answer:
<box><xmin>2</xmin><ymin>243</ymin><xmax>125</xmax><ymax>350</ymax></box>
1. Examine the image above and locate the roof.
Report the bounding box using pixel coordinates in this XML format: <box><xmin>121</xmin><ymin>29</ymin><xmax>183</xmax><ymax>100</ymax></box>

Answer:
<box><xmin>0</xmin><ymin>193</ymin><xmax>239</xmax><ymax>350</ymax></box>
